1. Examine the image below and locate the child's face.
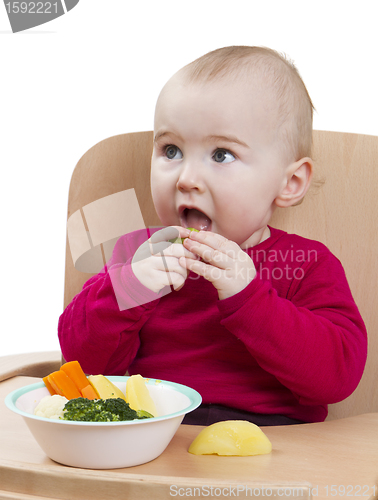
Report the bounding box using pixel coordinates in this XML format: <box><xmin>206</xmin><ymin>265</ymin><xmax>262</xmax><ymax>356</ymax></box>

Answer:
<box><xmin>151</xmin><ymin>73</ymin><xmax>291</xmax><ymax>248</ymax></box>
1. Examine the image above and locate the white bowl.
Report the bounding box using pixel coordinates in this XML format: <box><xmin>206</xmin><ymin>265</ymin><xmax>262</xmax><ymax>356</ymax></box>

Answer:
<box><xmin>5</xmin><ymin>376</ymin><xmax>201</xmax><ymax>469</ymax></box>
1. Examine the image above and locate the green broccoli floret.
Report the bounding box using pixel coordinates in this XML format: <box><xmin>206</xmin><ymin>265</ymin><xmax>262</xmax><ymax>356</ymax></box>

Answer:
<box><xmin>61</xmin><ymin>398</ymin><xmax>153</xmax><ymax>422</ymax></box>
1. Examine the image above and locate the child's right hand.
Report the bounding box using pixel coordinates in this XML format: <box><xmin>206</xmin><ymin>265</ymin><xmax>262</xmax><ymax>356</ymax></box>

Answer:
<box><xmin>131</xmin><ymin>226</ymin><xmax>197</xmax><ymax>293</ymax></box>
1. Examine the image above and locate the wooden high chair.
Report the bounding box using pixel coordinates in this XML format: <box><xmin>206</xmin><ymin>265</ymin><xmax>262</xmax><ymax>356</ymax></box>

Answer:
<box><xmin>2</xmin><ymin>130</ymin><xmax>377</xmax><ymax>422</ymax></box>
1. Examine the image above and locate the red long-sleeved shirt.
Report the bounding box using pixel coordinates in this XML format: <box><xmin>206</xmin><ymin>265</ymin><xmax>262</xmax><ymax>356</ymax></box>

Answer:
<box><xmin>58</xmin><ymin>226</ymin><xmax>367</xmax><ymax>422</ymax></box>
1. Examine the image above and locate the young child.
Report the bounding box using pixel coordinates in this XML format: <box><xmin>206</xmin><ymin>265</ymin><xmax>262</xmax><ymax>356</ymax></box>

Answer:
<box><xmin>59</xmin><ymin>46</ymin><xmax>367</xmax><ymax>426</ymax></box>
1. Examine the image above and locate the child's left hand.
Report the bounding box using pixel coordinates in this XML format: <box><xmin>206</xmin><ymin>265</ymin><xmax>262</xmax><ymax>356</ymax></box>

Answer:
<box><xmin>181</xmin><ymin>230</ymin><xmax>256</xmax><ymax>300</ymax></box>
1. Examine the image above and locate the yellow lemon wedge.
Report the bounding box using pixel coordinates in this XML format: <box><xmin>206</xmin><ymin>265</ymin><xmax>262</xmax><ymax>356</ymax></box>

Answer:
<box><xmin>87</xmin><ymin>375</ymin><xmax>127</xmax><ymax>402</ymax></box>
<box><xmin>126</xmin><ymin>374</ymin><xmax>157</xmax><ymax>417</ymax></box>
<box><xmin>188</xmin><ymin>420</ymin><xmax>272</xmax><ymax>456</ymax></box>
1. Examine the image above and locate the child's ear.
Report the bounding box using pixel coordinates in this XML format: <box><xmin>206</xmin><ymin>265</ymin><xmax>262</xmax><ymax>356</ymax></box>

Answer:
<box><xmin>275</xmin><ymin>157</ymin><xmax>313</xmax><ymax>208</ymax></box>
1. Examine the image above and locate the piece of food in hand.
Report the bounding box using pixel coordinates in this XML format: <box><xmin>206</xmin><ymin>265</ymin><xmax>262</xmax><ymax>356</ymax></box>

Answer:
<box><xmin>47</xmin><ymin>370</ymin><xmax>82</xmax><ymax>400</ymax></box>
<box><xmin>34</xmin><ymin>394</ymin><xmax>68</xmax><ymax>419</ymax></box>
<box><xmin>169</xmin><ymin>227</ymin><xmax>200</xmax><ymax>244</ymax></box>
<box><xmin>188</xmin><ymin>420</ymin><xmax>272</xmax><ymax>456</ymax></box>
<box><xmin>126</xmin><ymin>374</ymin><xmax>157</xmax><ymax>417</ymax></box>
<box><xmin>87</xmin><ymin>375</ymin><xmax>127</xmax><ymax>401</ymax></box>
<box><xmin>61</xmin><ymin>397</ymin><xmax>153</xmax><ymax>422</ymax></box>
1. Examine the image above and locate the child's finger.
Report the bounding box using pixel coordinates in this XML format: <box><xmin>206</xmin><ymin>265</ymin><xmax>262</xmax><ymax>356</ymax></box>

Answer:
<box><xmin>153</xmin><ymin>270</ymin><xmax>186</xmax><ymax>290</ymax></box>
<box><xmin>180</xmin><ymin>256</ymin><xmax>221</xmax><ymax>282</ymax></box>
<box><xmin>186</xmin><ymin>230</ymin><xmax>237</xmax><ymax>257</ymax></box>
<box><xmin>150</xmin><ymin>226</ymin><xmax>190</xmax><ymax>245</ymax></box>
<box><xmin>183</xmin><ymin>237</ymin><xmax>234</xmax><ymax>268</ymax></box>
<box><xmin>187</xmin><ymin>229</ymin><xmax>228</xmax><ymax>249</ymax></box>
<box><xmin>153</xmin><ymin>255</ymin><xmax>189</xmax><ymax>275</ymax></box>
<box><xmin>151</xmin><ymin>240</ymin><xmax>199</xmax><ymax>262</ymax></box>
<box><xmin>150</xmin><ymin>226</ymin><xmax>192</xmax><ymax>255</ymax></box>
<box><xmin>162</xmin><ymin>257</ymin><xmax>190</xmax><ymax>290</ymax></box>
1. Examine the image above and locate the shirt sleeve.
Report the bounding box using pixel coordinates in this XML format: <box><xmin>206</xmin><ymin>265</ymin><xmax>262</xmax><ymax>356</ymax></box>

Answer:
<box><xmin>217</xmin><ymin>249</ymin><xmax>367</xmax><ymax>407</ymax></box>
<box><xmin>58</xmin><ymin>232</ymin><xmax>164</xmax><ymax>376</ymax></box>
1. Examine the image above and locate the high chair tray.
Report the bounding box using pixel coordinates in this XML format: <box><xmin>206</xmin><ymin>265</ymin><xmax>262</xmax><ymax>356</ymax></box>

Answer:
<box><xmin>1</xmin><ymin>375</ymin><xmax>378</xmax><ymax>500</ymax></box>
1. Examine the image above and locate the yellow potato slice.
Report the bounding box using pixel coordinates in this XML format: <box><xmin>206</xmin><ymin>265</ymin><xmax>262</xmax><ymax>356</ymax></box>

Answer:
<box><xmin>126</xmin><ymin>374</ymin><xmax>157</xmax><ymax>417</ymax></box>
<box><xmin>87</xmin><ymin>375</ymin><xmax>127</xmax><ymax>401</ymax></box>
<box><xmin>188</xmin><ymin>420</ymin><xmax>272</xmax><ymax>456</ymax></box>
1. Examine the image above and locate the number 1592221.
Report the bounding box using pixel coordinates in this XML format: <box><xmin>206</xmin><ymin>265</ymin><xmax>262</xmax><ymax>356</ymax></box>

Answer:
<box><xmin>5</xmin><ymin>2</ymin><xmax>59</xmax><ymax>14</ymax></box>
<box><xmin>325</xmin><ymin>484</ymin><xmax>376</xmax><ymax>496</ymax></box>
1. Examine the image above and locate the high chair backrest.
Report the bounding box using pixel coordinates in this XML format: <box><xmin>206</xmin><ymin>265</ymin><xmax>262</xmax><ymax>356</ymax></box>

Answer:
<box><xmin>64</xmin><ymin>130</ymin><xmax>378</xmax><ymax>421</ymax></box>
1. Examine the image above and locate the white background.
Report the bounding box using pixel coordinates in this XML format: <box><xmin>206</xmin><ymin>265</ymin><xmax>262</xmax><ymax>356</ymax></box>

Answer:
<box><xmin>1</xmin><ymin>0</ymin><xmax>377</xmax><ymax>357</ymax></box>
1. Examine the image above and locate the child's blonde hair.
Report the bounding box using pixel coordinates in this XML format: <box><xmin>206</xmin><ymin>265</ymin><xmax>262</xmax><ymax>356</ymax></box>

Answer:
<box><xmin>181</xmin><ymin>46</ymin><xmax>314</xmax><ymax>163</ymax></box>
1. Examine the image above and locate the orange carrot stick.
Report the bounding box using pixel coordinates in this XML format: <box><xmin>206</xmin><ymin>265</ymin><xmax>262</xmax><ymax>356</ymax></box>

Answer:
<box><xmin>47</xmin><ymin>370</ymin><xmax>82</xmax><ymax>400</ymax></box>
<box><xmin>43</xmin><ymin>376</ymin><xmax>56</xmax><ymax>395</ymax></box>
<box><xmin>60</xmin><ymin>360</ymin><xmax>90</xmax><ymax>393</ymax></box>
<box><xmin>81</xmin><ymin>384</ymin><xmax>99</xmax><ymax>400</ymax></box>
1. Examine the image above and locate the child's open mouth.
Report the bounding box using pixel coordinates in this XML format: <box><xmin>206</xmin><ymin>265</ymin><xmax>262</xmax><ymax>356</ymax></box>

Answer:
<box><xmin>180</xmin><ymin>208</ymin><xmax>212</xmax><ymax>231</ymax></box>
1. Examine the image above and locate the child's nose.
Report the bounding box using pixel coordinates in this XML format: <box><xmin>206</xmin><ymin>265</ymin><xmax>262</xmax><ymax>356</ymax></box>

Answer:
<box><xmin>176</xmin><ymin>161</ymin><xmax>205</xmax><ymax>193</ymax></box>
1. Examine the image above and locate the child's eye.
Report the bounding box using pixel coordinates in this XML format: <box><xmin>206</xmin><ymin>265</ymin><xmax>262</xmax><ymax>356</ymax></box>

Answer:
<box><xmin>165</xmin><ymin>145</ymin><xmax>183</xmax><ymax>160</ymax></box>
<box><xmin>212</xmin><ymin>149</ymin><xmax>235</xmax><ymax>164</ymax></box>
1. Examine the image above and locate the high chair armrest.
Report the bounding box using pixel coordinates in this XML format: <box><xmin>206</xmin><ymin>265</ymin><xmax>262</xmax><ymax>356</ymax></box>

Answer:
<box><xmin>0</xmin><ymin>351</ymin><xmax>62</xmax><ymax>382</ymax></box>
